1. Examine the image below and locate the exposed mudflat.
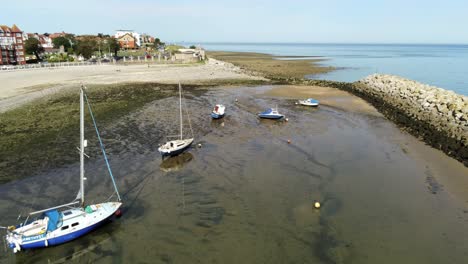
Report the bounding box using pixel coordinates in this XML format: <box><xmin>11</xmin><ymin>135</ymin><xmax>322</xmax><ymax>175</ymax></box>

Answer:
<box><xmin>1</xmin><ymin>85</ymin><xmax>467</xmax><ymax>264</ymax></box>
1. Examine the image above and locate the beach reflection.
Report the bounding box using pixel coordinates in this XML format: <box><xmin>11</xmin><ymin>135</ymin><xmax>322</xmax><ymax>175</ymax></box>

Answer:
<box><xmin>160</xmin><ymin>152</ymin><xmax>194</xmax><ymax>172</ymax></box>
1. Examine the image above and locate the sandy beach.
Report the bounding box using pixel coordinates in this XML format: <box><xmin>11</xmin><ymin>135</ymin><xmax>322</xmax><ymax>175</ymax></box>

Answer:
<box><xmin>0</xmin><ymin>59</ymin><xmax>264</xmax><ymax>112</ymax></box>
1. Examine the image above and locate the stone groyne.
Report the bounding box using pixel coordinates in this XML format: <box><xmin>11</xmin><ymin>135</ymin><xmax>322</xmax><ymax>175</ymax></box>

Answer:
<box><xmin>335</xmin><ymin>74</ymin><xmax>467</xmax><ymax>165</ymax></box>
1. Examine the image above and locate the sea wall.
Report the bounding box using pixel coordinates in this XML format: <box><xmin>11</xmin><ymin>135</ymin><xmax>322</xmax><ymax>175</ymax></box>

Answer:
<box><xmin>340</xmin><ymin>74</ymin><xmax>468</xmax><ymax>165</ymax></box>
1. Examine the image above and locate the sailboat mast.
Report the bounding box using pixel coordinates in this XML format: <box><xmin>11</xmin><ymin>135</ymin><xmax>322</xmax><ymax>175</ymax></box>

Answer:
<box><xmin>80</xmin><ymin>86</ymin><xmax>85</xmax><ymax>206</ymax></box>
<box><xmin>179</xmin><ymin>83</ymin><xmax>183</xmax><ymax>140</ymax></box>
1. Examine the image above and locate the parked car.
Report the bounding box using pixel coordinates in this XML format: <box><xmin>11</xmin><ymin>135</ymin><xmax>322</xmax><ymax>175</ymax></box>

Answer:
<box><xmin>1</xmin><ymin>65</ymin><xmax>14</xmax><ymax>70</ymax></box>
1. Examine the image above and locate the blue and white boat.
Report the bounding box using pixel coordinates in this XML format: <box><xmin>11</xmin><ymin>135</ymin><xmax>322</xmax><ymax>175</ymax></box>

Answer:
<box><xmin>297</xmin><ymin>98</ymin><xmax>319</xmax><ymax>107</ymax></box>
<box><xmin>4</xmin><ymin>85</ymin><xmax>122</xmax><ymax>253</ymax></box>
<box><xmin>211</xmin><ymin>104</ymin><xmax>225</xmax><ymax>119</ymax></box>
<box><xmin>258</xmin><ymin>106</ymin><xmax>284</xmax><ymax>119</ymax></box>
<box><xmin>158</xmin><ymin>83</ymin><xmax>194</xmax><ymax>157</ymax></box>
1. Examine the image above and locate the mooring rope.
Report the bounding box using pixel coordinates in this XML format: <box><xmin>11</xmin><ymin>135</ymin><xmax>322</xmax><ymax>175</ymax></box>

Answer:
<box><xmin>83</xmin><ymin>90</ymin><xmax>122</xmax><ymax>202</ymax></box>
<box><xmin>182</xmin><ymin>93</ymin><xmax>194</xmax><ymax>138</ymax></box>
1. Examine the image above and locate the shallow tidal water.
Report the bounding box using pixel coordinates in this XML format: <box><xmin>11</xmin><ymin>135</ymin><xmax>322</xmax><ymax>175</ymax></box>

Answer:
<box><xmin>1</xmin><ymin>85</ymin><xmax>468</xmax><ymax>263</ymax></box>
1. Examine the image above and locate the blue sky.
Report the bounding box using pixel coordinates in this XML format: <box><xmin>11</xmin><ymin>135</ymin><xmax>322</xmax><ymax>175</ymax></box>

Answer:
<box><xmin>3</xmin><ymin>0</ymin><xmax>468</xmax><ymax>44</ymax></box>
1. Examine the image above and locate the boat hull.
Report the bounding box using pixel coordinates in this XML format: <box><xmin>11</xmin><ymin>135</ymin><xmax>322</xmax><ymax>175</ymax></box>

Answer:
<box><xmin>258</xmin><ymin>114</ymin><xmax>284</xmax><ymax>119</ymax></box>
<box><xmin>211</xmin><ymin>112</ymin><xmax>225</xmax><ymax>119</ymax></box>
<box><xmin>8</xmin><ymin>202</ymin><xmax>122</xmax><ymax>253</ymax></box>
<box><xmin>20</xmin><ymin>216</ymin><xmax>111</xmax><ymax>250</ymax></box>
<box><xmin>299</xmin><ymin>102</ymin><xmax>319</xmax><ymax>107</ymax></box>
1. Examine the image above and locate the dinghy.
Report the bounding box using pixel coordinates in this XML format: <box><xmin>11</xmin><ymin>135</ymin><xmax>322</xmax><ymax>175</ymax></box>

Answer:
<box><xmin>211</xmin><ymin>104</ymin><xmax>226</xmax><ymax>119</ymax></box>
<box><xmin>297</xmin><ymin>98</ymin><xmax>319</xmax><ymax>107</ymax></box>
<box><xmin>4</xmin><ymin>85</ymin><xmax>122</xmax><ymax>253</ymax></box>
<box><xmin>258</xmin><ymin>106</ymin><xmax>284</xmax><ymax>119</ymax></box>
<box><xmin>158</xmin><ymin>83</ymin><xmax>194</xmax><ymax>157</ymax></box>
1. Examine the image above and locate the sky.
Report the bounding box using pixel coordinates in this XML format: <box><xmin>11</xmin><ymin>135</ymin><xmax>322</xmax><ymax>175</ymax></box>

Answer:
<box><xmin>2</xmin><ymin>0</ymin><xmax>468</xmax><ymax>44</ymax></box>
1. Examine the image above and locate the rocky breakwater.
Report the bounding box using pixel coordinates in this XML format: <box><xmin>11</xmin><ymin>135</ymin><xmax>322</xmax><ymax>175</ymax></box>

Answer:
<box><xmin>354</xmin><ymin>74</ymin><xmax>468</xmax><ymax>165</ymax></box>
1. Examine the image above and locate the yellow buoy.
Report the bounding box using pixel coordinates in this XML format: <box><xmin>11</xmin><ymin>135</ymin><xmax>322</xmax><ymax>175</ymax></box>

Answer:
<box><xmin>314</xmin><ymin>201</ymin><xmax>321</xmax><ymax>209</ymax></box>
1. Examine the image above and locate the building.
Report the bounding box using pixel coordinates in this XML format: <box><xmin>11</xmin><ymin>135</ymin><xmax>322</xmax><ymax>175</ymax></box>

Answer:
<box><xmin>116</xmin><ymin>33</ymin><xmax>137</xmax><ymax>49</ymax></box>
<box><xmin>25</xmin><ymin>33</ymin><xmax>54</xmax><ymax>53</ymax></box>
<box><xmin>174</xmin><ymin>48</ymin><xmax>206</xmax><ymax>62</ymax></box>
<box><xmin>0</xmin><ymin>24</ymin><xmax>25</xmax><ymax>65</ymax></box>
<box><xmin>115</xmin><ymin>30</ymin><xmax>140</xmax><ymax>48</ymax></box>
<box><xmin>49</xmin><ymin>31</ymin><xmax>70</xmax><ymax>40</ymax></box>
<box><xmin>139</xmin><ymin>33</ymin><xmax>155</xmax><ymax>47</ymax></box>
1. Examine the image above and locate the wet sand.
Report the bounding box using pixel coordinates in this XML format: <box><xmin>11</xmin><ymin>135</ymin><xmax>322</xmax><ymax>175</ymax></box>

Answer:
<box><xmin>207</xmin><ymin>51</ymin><xmax>334</xmax><ymax>78</ymax></box>
<box><xmin>1</xmin><ymin>85</ymin><xmax>468</xmax><ymax>264</ymax></box>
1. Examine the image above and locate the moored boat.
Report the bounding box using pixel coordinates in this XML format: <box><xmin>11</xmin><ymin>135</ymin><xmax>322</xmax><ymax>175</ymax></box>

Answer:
<box><xmin>297</xmin><ymin>98</ymin><xmax>319</xmax><ymax>106</ymax></box>
<box><xmin>258</xmin><ymin>106</ymin><xmax>284</xmax><ymax>119</ymax></box>
<box><xmin>4</xmin><ymin>85</ymin><xmax>122</xmax><ymax>253</ymax></box>
<box><xmin>158</xmin><ymin>83</ymin><xmax>194</xmax><ymax>157</ymax></box>
<box><xmin>211</xmin><ymin>104</ymin><xmax>226</xmax><ymax>119</ymax></box>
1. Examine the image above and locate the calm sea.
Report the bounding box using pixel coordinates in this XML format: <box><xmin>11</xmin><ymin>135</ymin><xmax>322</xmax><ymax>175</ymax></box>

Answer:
<box><xmin>185</xmin><ymin>43</ymin><xmax>468</xmax><ymax>95</ymax></box>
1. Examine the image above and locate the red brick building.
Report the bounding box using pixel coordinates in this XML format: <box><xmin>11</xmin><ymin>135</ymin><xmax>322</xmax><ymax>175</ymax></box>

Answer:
<box><xmin>0</xmin><ymin>24</ymin><xmax>25</xmax><ymax>65</ymax></box>
<box><xmin>116</xmin><ymin>33</ymin><xmax>136</xmax><ymax>49</ymax></box>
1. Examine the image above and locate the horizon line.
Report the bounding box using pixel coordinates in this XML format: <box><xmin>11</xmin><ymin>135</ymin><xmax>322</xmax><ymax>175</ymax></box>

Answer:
<box><xmin>172</xmin><ymin>41</ymin><xmax>468</xmax><ymax>46</ymax></box>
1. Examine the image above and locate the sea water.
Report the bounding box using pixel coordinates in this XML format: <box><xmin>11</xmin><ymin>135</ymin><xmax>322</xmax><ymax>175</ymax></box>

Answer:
<box><xmin>185</xmin><ymin>43</ymin><xmax>468</xmax><ymax>95</ymax></box>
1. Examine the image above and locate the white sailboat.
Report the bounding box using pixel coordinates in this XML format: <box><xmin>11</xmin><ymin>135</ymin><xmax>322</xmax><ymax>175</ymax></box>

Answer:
<box><xmin>158</xmin><ymin>83</ymin><xmax>194</xmax><ymax>157</ymax></box>
<box><xmin>4</xmin><ymin>85</ymin><xmax>122</xmax><ymax>253</ymax></box>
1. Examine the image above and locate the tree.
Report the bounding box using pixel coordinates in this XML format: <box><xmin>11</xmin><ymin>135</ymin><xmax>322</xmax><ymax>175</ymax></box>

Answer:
<box><xmin>24</xmin><ymin>38</ymin><xmax>44</xmax><ymax>61</ymax></box>
<box><xmin>154</xmin><ymin>38</ymin><xmax>165</xmax><ymax>50</ymax></box>
<box><xmin>52</xmin><ymin>36</ymin><xmax>72</xmax><ymax>50</ymax></box>
<box><xmin>64</xmin><ymin>34</ymin><xmax>77</xmax><ymax>46</ymax></box>
<box><xmin>105</xmin><ymin>37</ymin><xmax>120</xmax><ymax>56</ymax></box>
<box><xmin>75</xmin><ymin>37</ymin><xmax>97</xmax><ymax>59</ymax></box>
<box><xmin>189</xmin><ymin>45</ymin><xmax>196</xmax><ymax>49</ymax></box>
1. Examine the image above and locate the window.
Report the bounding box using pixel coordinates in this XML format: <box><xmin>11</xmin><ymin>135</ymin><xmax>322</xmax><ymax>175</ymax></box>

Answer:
<box><xmin>18</xmin><ymin>51</ymin><xmax>24</xmax><ymax>55</ymax></box>
<box><xmin>61</xmin><ymin>225</ymin><xmax>69</xmax><ymax>230</ymax></box>
<box><xmin>17</xmin><ymin>39</ymin><xmax>22</xmax><ymax>44</ymax></box>
<box><xmin>16</xmin><ymin>33</ymin><xmax>21</xmax><ymax>37</ymax></box>
<box><xmin>63</xmin><ymin>211</ymin><xmax>72</xmax><ymax>216</ymax></box>
<box><xmin>71</xmin><ymin>222</ymin><xmax>79</xmax><ymax>227</ymax></box>
<box><xmin>6</xmin><ymin>33</ymin><xmax>10</xmax><ymax>36</ymax></box>
<box><xmin>17</xmin><ymin>45</ymin><xmax>23</xmax><ymax>49</ymax></box>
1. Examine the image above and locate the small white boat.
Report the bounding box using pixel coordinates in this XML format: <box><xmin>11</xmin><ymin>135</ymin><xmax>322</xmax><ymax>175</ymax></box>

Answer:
<box><xmin>158</xmin><ymin>83</ymin><xmax>194</xmax><ymax>157</ymax></box>
<box><xmin>258</xmin><ymin>106</ymin><xmax>284</xmax><ymax>119</ymax></box>
<box><xmin>297</xmin><ymin>98</ymin><xmax>319</xmax><ymax>107</ymax></box>
<box><xmin>5</xmin><ymin>85</ymin><xmax>122</xmax><ymax>253</ymax></box>
<box><xmin>158</xmin><ymin>138</ymin><xmax>194</xmax><ymax>157</ymax></box>
<box><xmin>211</xmin><ymin>104</ymin><xmax>225</xmax><ymax>119</ymax></box>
